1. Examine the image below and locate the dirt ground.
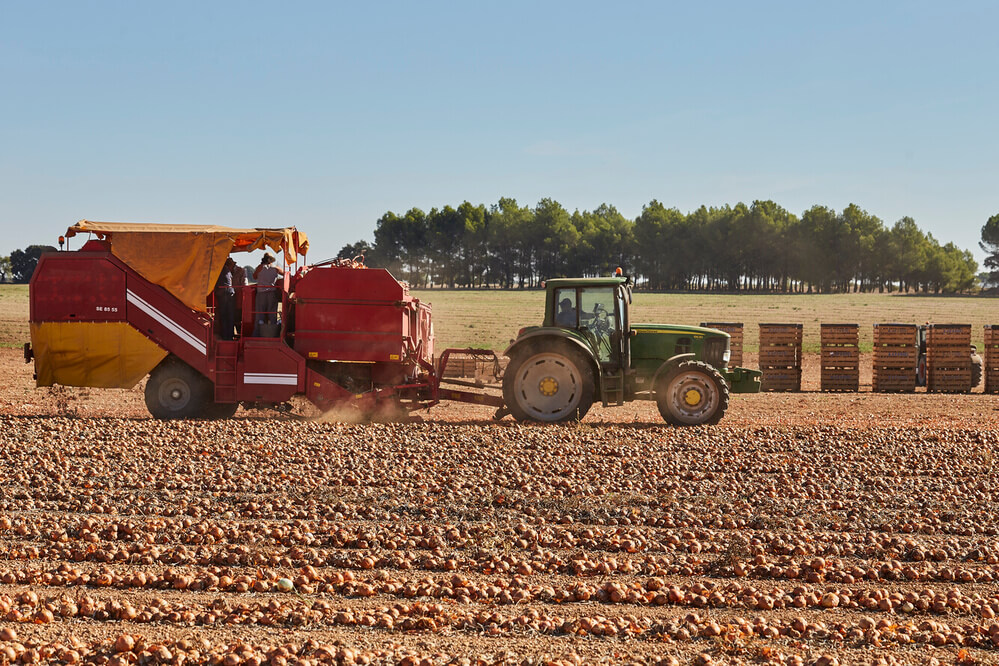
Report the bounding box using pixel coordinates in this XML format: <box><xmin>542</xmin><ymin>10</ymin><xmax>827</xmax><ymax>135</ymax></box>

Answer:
<box><xmin>1</xmin><ymin>347</ymin><xmax>998</xmax><ymax>665</ymax></box>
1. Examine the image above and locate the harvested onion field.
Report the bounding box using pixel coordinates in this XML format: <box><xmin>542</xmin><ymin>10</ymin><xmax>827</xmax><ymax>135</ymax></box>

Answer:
<box><xmin>1</xmin><ymin>287</ymin><xmax>999</xmax><ymax>665</ymax></box>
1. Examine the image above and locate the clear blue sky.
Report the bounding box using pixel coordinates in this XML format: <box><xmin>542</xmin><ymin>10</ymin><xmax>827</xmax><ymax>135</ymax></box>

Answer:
<box><xmin>2</xmin><ymin>1</ymin><xmax>997</xmax><ymax>264</ymax></box>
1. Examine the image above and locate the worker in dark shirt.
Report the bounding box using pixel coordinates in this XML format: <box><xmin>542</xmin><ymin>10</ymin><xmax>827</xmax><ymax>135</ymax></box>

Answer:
<box><xmin>555</xmin><ymin>298</ymin><xmax>577</xmax><ymax>327</ymax></box>
<box><xmin>215</xmin><ymin>258</ymin><xmax>236</xmax><ymax>341</ymax></box>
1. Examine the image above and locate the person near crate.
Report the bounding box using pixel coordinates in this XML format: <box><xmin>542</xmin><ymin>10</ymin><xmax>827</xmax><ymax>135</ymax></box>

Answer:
<box><xmin>214</xmin><ymin>258</ymin><xmax>236</xmax><ymax>341</ymax></box>
<box><xmin>253</xmin><ymin>253</ymin><xmax>284</xmax><ymax>336</ymax></box>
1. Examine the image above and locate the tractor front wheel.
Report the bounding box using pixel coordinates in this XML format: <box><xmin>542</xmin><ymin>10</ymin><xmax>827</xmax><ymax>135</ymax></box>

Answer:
<box><xmin>656</xmin><ymin>360</ymin><xmax>729</xmax><ymax>426</ymax></box>
<box><xmin>145</xmin><ymin>360</ymin><xmax>209</xmax><ymax>419</ymax></box>
<box><xmin>503</xmin><ymin>346</ymin><xmax>594</xmax><ymax>423</ymax></box>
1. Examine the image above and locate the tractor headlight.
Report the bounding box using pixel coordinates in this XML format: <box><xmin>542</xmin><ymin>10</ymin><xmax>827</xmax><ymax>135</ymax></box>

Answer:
<box><xmin>723</xmin><ymin>348</ymin><xmax>731</xmax><ymax>364</ymax></box>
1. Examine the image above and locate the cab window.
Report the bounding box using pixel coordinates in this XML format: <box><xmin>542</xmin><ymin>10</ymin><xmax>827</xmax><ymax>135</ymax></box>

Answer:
<box><xmin>554</xmin><ymin>288</ymin><xmax>577</xmax><ymax>328</ymax></box>
<box><xmin>580</xmin><ymin>287</ymin><xmax>618</xmax><ymax>362</ymax></box>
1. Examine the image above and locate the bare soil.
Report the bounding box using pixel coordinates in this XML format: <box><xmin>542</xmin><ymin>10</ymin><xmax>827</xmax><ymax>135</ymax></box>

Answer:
<box><xmin>1</xmin><ymin>348</ymin><xmax>997</xmax><ymax>665</ymax></box>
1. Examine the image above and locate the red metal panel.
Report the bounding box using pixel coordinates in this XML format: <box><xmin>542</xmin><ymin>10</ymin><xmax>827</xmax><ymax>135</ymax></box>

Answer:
<box><xmin>30</xmin><ymin>253</ymin><xmax>126</xmax><ymax>323</ymax></box>
<box><xmin>124</xmin><ymin>271</ymin><xmax>212</xmax><ymax>376</ymax></box>
<box><xmin>292</xmin><ymin>266</ymin><xmax>416</xmax><ymax>363</ymax></box>
<box><xmin>295</xmin><ymin>266</ymin><xmax>406</xmax><ymax>301</ymax></box>
<box><xmin>237</xmin><ymin>339</ymin><xmax>305</xmax><ymax>402</ymax></box>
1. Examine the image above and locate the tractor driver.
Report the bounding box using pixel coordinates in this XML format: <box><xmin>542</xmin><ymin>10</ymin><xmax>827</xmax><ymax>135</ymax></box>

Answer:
<box><xmin>555</xmin><ymin>297</ymin><xmax>576</xmax><ymax>328</ymax></box>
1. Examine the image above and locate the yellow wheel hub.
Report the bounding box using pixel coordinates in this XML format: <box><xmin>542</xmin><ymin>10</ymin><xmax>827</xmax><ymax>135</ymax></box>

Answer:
<box><xmin>683</xmin><ymin>388</ymin><xmax>702</xmax><ymax>406</ymax></box>
<box><xmin>538</xmin><ymin>376</ymin><xmax>559</xmax><ymax>396</ymax></box>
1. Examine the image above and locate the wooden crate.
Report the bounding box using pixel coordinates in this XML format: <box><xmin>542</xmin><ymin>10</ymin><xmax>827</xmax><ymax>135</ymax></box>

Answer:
<box><xmin>926</xmin><ymin>348</ymin><xmax>971</xmax><ymax>364</ymax></box>
<box><xmin>820</xmin><ymin>324</ymin><xmax>859</xmax><ymax>392</ymax></box>
<box><xmin>761</xmin><ymin>367</ymin><xmax>801</xmax><ymax>392</ymax></box>
<box><xmin>985</xmin><ymin>324</ymin><xmax>999</xmax><ymax>348</ymax></box>
<box><xmin>872</xmin><ymin>346</ymin><xmax>918</xmax><ymax>367</ymax></box>
<box><xmin>926</xmin><ymin>369</ymin><xmax>972</xmax><ymax>393</ymax></box>
<box><xmin>872</xmin><ymin>323</ymin><xmax>916</xmax><ymax>392</ymax></box>
<box><xmin>701</xmin><ymin>322</ymin><xmax>743</xmax><ymax>367</ymax></box>
<box><xmin>986</xmin><ymin>368</ymin><xmax>999</xmax><ymax>394</ymax></box>
<box><xmin>821</xmin><ymin>373</ymin><xmax>859</xmax><ymax>392</ymax></box>
<box><xmin>759</xmin><ymin>324</ymin><xmax>802</xmax><ymax>391</ymax></box>
<box><xmin>873</xmin><ymin>323</ymin><xmax>917</xmax><ymax>347</ymax></box>
<box><xmin>759</xmin><ymin>347</ymin><xmax>799</xmax><ymax>365</ymax></box>
<box><xmin>820</xmin><ymin>323</ymin><xmax>859</xmax><ymax>345</ymax></box>
<box><xmin>872</xmin><ymin>367</ymin><xmax>916</xmax><ymax>393</ymax></box>
<box><xmin>926</xmin><ymin>323</ymin><xmax>971</xmax><ymax>345</ymax></box>
<box><xmin>821</xmin><ymin>348</ymin><xmax>860</xmax><ymax>364</ymax></box>
<box><xmin>759</xmin><ymin>323</ymin><xmax>803</xmax><ymax>345</ymax></box>
<box><xmin>925</xmin><ymin>324</ymin><xmax>971</xmax><ymax>393</ymax></box>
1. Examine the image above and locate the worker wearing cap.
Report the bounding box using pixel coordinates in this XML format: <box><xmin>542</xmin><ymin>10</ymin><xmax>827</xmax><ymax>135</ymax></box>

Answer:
<box><xmin>253</xmin><ymin>253</ymin><xmax>284</xmax><ymax>336</ymax></box>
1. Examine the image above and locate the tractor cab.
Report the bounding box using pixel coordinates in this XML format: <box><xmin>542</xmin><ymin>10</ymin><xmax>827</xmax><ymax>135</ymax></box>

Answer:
<box><xmin>546</xmin><ymin>277</ymin><xmax>631</xmax><ymax>371</ymax></box>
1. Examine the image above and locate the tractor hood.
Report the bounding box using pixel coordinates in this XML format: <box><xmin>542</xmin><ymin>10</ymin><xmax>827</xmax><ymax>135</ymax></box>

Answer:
<box><xmin>632</xmin><ymin>323</ymin><xmax>729</xmax><ymax>338</ymax></box>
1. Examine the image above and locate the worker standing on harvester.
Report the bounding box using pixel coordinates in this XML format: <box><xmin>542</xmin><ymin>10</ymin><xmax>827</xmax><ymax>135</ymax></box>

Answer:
<box><xmin>253</xmin><ymin>253</ymin><xmax>284</xmax><ymax>336</ymax></box>
<box><xmin>214</xmin><ymin>258</ymin><xmax>236</xmax><ymax>341</ymax></box>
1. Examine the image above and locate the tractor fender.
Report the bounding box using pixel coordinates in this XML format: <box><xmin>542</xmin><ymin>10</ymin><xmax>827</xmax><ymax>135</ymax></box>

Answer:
<box><xmin>651</xmin><ymin>353</ymin><xmax>697</xmax><ymax>389</ymax></box>
<box><xmin>503</xmin><ymin>330</ymin><xmax>600</xmax><ymax>381</ymax></box>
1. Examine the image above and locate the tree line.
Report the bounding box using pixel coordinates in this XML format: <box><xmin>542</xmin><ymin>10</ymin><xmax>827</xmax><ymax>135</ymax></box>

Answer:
<box><xmin>338</xmin><ymin>198</ymin><xmax>980</xmax><ymax>293</ymax></box>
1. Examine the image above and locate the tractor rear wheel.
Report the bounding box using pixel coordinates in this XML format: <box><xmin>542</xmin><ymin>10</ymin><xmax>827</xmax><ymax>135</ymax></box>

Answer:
<box><xmin>656</xmin><ymin>360</ymin><xmax>729</xmax><ymax>426</ymax></box>
<box><xmin>503</xmin><ymin>345</ymin><xmax>594</xmax><ymax>423</ymax></box>
<box><xmin>145</xmin><ymin>360</ymin><xmax>209</xmax><ymax>419</ymax></box>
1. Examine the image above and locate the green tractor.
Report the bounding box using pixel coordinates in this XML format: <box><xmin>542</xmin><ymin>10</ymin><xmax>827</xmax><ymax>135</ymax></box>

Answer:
<box><xmin>501</xmin><ymin>275</ymin><xmax>761</xmax><ymax>425</ymax></box>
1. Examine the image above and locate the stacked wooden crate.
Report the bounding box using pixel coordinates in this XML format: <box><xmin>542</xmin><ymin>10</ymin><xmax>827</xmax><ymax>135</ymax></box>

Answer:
<box><xmin>758</xmin><ymin>324</ymin><xmax>802</xmax><ymax>391</ymax></box>
<box><xmin>820</xmin><ymin>324</ymin><xmax>859</xmax><ymax>392</ymax></box>
<box><xmin>925</xmin><ymin>324</ymin><xmax>972</xmax><ymax>393</ymax></box>
<box><xmin>872</xmin><ymin>324</ymin><xmax>917</xmax><ymax>393</ymax></box>
<box><xmin>985</xmin><ymin>326</ymin><xmax>999</xmax><ymax>394</ymax></box>
<box><xmin>700</xmin><ymin>322</ymin><xmax>743</xmax><ymax>367</ymax></box>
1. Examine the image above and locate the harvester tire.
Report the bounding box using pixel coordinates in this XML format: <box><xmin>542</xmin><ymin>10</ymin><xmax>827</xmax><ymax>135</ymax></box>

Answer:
<box><xmin>145</xmin><ymin>360</ymin><xmax>209</xmax><ymax>419</ymax></box>
<box><xmin>972</xmin><ymin>353</ymin><xmax>983</xmax><ymax>389</ymax></box>
<box><xmin>655</xmin><ymin>360</ymin><xmax>729</xmax><ymax>426</ymax></box>
<box><xmin>503</xmin><ymin>345</ymin><xmax>594</xmax><ymax>423</ymax></box>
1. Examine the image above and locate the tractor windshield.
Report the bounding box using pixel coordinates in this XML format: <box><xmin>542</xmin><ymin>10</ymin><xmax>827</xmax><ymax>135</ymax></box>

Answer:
<box><xmin>580</xmin><ymin>287</ymin><xmax>618</xmax><ymax>362</ymax></box>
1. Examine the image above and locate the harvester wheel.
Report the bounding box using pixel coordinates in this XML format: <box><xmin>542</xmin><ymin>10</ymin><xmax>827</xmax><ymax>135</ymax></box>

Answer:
<box><xmin>145</xmin><ymin>360</ymin><xmax>209</xmax><ymax>419</ymax></box>
<box><xmin>656</xmin><ymin>360</ymin><xmax>729</xmax><ymax>426</ymax></box>
<box><xmin>972</xmin><ymin>353</ymin><xmax>983</xmax><ymax>389</ymax></box>
<box><xmin>503</xmin><ymin>345</ymin><xmax>594</xmax><ymax>423</ymax></box>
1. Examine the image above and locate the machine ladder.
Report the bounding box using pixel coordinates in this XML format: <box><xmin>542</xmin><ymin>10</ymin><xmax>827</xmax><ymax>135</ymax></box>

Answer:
<box><xmin>600</xmin><ymin>369</ymin><xmax>625</xmax><ymax>407</ymax></box>
<box><xmin>213</xmin><ymin>340</ymin><xmax>238</xmax><ymax>403</ymax></box>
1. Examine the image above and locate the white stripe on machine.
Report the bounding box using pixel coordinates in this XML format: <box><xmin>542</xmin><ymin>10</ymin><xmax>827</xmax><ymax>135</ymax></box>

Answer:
<box><xmin>244</xmin><ymin>373</ymin><xmax>299</xmax><ymax>386</ymax></box>
<box><xmin>126</xmin><ymin>289</ymin><xmax>207</xmax><ymax>355</ymax></box>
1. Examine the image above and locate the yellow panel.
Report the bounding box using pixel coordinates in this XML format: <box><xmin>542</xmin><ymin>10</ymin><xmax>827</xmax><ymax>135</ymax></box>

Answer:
<box><xmin>31</xmin><ymin>322</ymin><xmax>168</xmax><ymax>389</ymax></box>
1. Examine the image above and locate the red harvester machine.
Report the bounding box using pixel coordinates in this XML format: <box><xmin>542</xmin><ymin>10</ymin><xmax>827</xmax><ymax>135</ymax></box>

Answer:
<box><xmin>25</xmin><ymin>221</ymin><xmax>502</xmax><ymax>419</ymax></box>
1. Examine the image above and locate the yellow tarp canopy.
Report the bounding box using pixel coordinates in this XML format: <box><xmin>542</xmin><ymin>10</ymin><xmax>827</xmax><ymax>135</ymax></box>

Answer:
<box><xmin>31</xmin><ymin>322</ymin><xmax>169</xmax><ymax>389</ymax></box>
<box><xmin>65</xmin><ymin>221</ymin><xmax>309</xmax><ymax>312</ymax></box>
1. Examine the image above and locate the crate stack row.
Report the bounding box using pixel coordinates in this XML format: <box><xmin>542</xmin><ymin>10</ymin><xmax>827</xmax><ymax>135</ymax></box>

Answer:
<box><xmin>925</xmin><ymin>324</ymin><xmax>972</xmax><ymax>393</ymax></box>
<box><xmin>820</xmin><ymin>324</ymin><xmax>859</xmax><ymax>391</ymax></box>
<box><xmin>700</xmin><ymin>322</ymin><xmax>743</xmax><ymax>367</ymax></box>
<box><xmin>872</xmin><ymin>324</ymin><xmax>917</xmax><ymax>392</ymax></box>
<box><xmin>758</xmin><ymin>323</ymin><xmax>802</xmax><ymax>391</ymax></box>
